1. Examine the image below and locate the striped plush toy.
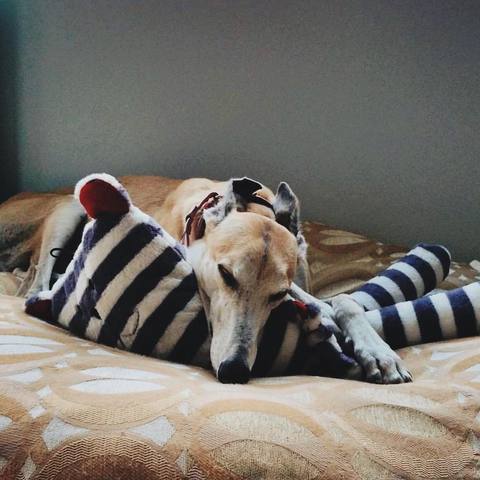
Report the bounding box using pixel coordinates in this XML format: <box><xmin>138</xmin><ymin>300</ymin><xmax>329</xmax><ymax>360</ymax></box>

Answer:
<box><xmin>348</xmin><ymin>245</ymin><xmax>480</xmax><ymax>349</ymax></box>
<box><xmin>25</xmin><ymin>174</ymin><xmax>480</xmax><ymax>380</ymax></box>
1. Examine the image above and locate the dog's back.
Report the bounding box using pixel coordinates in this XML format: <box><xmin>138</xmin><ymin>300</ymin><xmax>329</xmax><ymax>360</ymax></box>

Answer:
<box><xmin>0</xmin><ymin>176</ymin><xmax>185</xmax><ymax>274</ymax></box>
<box><xmin>0</xmin><ymin>174</ymin><xmax>310</xmax><ymax>296</ymax></box>
<box><xmin>0</xmin><ymin>193</ymin><xmax>64</xmax><ymax>271</ymax></box>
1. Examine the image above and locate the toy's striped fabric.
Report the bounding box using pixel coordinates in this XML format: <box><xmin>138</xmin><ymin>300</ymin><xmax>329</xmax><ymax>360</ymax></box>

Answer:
<box><xmin>350</xmin><ymin>243</ymin><xmax>451</xmax><ymax>310</ymax></box>
<box><xmin>365</xmin><ymin>282</ymin><xmax>480</xmax><ymax>349</ymax></box>
<box><xmin>45</xmin><ymin>206</ymin><xmax>211</xmax><ymax>368</ymax></box>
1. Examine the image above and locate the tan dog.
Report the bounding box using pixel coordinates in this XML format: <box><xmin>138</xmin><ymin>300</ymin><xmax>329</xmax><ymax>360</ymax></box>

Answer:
<box><xmin>0</xmin><ymin>175</ymin><xmax>410</xmax><ymax>384</ymax></box>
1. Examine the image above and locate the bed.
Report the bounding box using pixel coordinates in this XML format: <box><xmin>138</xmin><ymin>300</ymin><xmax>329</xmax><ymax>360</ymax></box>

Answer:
<box><xmin>0</xmin><ymin>221</ymin><xmax>479</xmax><ymax>479</ymax></box>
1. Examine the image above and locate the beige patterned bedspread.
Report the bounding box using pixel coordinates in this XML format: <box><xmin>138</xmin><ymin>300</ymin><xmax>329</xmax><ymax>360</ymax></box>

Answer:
<box><xmin>0</xmin><ymin>222</ymin><xmax>479</xmax><ymax>479</ymax></box>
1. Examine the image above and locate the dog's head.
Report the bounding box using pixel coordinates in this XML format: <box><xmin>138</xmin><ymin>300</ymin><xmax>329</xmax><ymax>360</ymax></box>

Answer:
<box><xmin>187</xmin><ymin>178</ymin><xmax>301</xmax><ymax>383</ymax></box>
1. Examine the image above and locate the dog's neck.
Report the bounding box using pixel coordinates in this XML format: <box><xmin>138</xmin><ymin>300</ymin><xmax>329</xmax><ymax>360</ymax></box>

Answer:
<box><xmin>180</xmin><ymin>190</ymin><xmax>276</xmax><ymax>247</ymax></box>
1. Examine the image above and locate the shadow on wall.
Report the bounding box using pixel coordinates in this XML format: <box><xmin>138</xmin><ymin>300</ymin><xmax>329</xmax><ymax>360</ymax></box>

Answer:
<box><xmin>0</xmin><ymin>1</ymin><xmax>19</xmax><ymax>202</ymax></box>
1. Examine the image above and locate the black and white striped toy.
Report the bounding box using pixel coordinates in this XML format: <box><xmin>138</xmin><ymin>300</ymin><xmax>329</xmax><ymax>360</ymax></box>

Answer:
<box><xmin>25</xmin><ymin>174</ymin><xmax>480</xmax><ymax>378</ymax></box>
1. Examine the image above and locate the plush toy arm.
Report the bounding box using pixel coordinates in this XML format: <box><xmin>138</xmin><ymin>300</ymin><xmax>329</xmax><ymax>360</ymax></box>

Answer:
<box><xmin>25</xmin><ymin>291</ymin><xmax>54</xmax><ymax>323</ymax></box>
<box><xmin>252</xmin><ymin>295</ymin><xmax>362</xmax><ymax>380</ymax></box>
<box><xmin>289</xmin><ymin>283</ymin><xmax>341</xmax><ymax>336</ymax></box>
<box><xmin>365</xmin><ymin>282</ymin><xmax>480</xmax><ymax>349</ymax></box>
<box><xmin>350</xmin><ymin>243</ymin><xmax>451</xmax><ymax>310</ymax></box>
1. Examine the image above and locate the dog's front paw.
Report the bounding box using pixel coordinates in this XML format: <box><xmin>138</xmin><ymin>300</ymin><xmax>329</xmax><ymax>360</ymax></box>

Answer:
<box><xmin>331</xmin><ymin>294</ymin><xmax>412</xmax><ymax>384</ymax></box>
<box><xmin>354</xmin><ymin>339</ymin><xmax>412</xmax><ymax>384</ymax></box>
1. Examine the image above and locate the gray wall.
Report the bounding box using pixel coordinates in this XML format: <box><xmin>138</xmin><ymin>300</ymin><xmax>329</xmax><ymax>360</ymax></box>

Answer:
<box><xmin>3</xmin><ymin>1</ymin><xmax>480</xmax><ymax>260</ymax></box>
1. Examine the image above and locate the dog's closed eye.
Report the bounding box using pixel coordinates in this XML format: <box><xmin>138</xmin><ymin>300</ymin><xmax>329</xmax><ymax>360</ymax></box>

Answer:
<box><xmin>218</xmin><ymin>264</ymin><xmax>238</xmax><ymax>289</ymax></box>
<box><xmin>269</xmin><ymin>290</ymin><xmax>288</xmax><ymax>303</ymax></box>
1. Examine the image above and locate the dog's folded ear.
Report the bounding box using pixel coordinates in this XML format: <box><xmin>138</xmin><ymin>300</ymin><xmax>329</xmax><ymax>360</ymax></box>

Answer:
<box><xmin>204</xmin><ymin>177</ymin><xmax>302</xmax><ymax>239</ymax></box>
<box><xmin>273</xmin><ymin>182</ymin><xmax>300</xmax><ymax>236</ymax></box>
<box><xmin>227</xmin><ymin>177</ymin><xmax>263</xmax><ymax>213</ymax></box>
<box><xmin>231</xmin><ymin>177</ymin><xmax>263</xmax><ymax>202</ymax></box>
<box><xmin>204</xmin><ymin>177</ymin><xmax>263</xmax><ymax>226</ymax></box>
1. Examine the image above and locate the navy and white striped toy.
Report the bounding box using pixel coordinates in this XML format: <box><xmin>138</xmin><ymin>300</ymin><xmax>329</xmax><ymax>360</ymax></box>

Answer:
<box><xmin>25</xmin><ymin>174</ymin><xmax>480</xmax><ymax>379</ymax></box>
<box><xmin>348</xmin><ymin>243</ymin><xmax>480</xmax><ymax>348</ymax></box>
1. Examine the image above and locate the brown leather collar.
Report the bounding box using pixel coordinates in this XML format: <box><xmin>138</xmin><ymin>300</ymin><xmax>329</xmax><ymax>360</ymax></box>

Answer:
<box><xmin>180</xmin><ymin>191</ymin><xmax>275</xmax><ymax>246</ymax></box>
<box><xmin>180</xmin><ymin>192</ymin><xmax>221</xmax><ymax>246</ymax></box>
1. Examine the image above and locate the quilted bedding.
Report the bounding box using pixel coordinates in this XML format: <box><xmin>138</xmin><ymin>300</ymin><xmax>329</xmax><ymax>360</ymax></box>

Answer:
<box><xmin>0</xmin><ymin>222</ymin><xmax>479</xmax><ymax>479</ymax></box>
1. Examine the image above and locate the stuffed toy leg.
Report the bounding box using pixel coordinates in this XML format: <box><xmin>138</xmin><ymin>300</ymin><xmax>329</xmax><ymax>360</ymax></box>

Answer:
<box><xmin>343</xmin><ymin>242</ymin><xmax>479</xmax><ymax>349</ymax></box>
<box><xmin>350</xmin><ymin>243</ymin><xmax>451</xmax><ymax>309</ymax></box>
<box><xmin>365</xmin><ymin>283</ymin><xmax>480</xmax><ymax>349</ymax></box>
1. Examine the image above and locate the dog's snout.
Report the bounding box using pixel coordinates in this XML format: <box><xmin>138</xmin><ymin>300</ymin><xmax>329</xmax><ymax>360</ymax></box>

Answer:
<box><xmin>217</xmin><ymin>355</ymin><xmax>251</xmax><ymax>384</ymax></box>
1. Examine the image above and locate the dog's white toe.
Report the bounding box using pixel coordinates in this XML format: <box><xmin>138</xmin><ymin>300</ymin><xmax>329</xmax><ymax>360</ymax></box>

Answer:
<box><xmin>355</xmin><ymin>344</ymin><xmax>412</xmax><ymax>384</ymax></box>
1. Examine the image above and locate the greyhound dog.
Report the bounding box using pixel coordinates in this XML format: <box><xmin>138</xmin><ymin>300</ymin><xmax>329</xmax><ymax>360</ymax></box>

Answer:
<box><xmin>0</xmin><ymin>175</ymin><xmax>411</xmax><ymax>384</ymax></box>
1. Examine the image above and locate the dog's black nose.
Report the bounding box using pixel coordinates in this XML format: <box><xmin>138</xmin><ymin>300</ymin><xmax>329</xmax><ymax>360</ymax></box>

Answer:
<box><xmin>217</xmin><ymin>356</ymin><xmax>251</xmax><ymax>384</ymax></box>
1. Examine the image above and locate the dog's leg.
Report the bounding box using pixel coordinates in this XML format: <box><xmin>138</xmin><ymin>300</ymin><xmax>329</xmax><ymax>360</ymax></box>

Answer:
<box><xmin>23</xmin><ymin>198</ymin><xmax>85</xmax><ymax>297</ymax></box>
<box><xmin>331</xmin><ymin>294</ymin><xmax>412</xmax><ymax>383</ymax></box>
